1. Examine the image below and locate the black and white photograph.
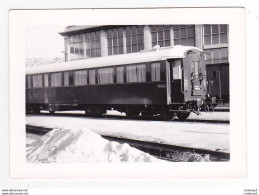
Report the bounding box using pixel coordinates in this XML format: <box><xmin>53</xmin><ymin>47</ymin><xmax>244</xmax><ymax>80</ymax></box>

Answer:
<box><xmin>25</xmin><ymin>24</ymin><xmax>230</xmax><ymax>163</ymax></box>
<box><xmin>9</xmin><ymin>8</ymin><xmax>246</xmax><ymax>179</ymax></box>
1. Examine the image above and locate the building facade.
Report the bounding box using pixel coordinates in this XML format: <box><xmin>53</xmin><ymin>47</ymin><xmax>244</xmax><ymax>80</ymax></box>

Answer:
<box><xmin>59</xmin><ymin>25</ymin><xmax>229</xmax><ymax>102</ymax></box>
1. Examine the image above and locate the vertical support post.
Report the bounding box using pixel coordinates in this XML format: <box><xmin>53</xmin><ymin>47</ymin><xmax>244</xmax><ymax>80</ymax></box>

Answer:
<box><xmin>64</xmin><ymin>36</ymin><xmax>70</xmax><ymax>62</ymax></box>
<box><xmin>166</xmin><ymin>60</ymin><xmax>172</xmax><ymax>105</ymax></box>
<box><xmin>143</xmin><ymin>25</ymin><xmax>152</xmax><ymax>50</ymax></box>
<box><xmin>100</xmin><ymin>30</ymin><xmax>108</xmax><ymax>57</ymax></box>
<box><xmin>170</xmin><ymin>26</ymin><xmax>174</xmax><ymax>46</ymax></box>
<box><xmin>123</xmin><ymin>28</ymin><xmax>127</xmax><ymax>54</ymax></box>
<box><xmin>219</xmin><ymin>67</ymin><xmax>222</xmax><ymax>99</ymax></box>
<box><xmin>82</xmin><ymin>33</ymin><xmax>86</xmax><ymax>59</ymax></box>
<box><xmin>195</xmin><ymin>25</ymin><xmax>203</xmax><ymax>50</ymax></box>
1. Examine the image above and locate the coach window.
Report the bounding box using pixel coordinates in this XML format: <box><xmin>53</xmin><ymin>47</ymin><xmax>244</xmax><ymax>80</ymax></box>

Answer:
<box><xmin>32</xmin><ymin>74</ymin><xmax>43</xmax><ymax>88</ymax></box>
<box><xmin>43</xmin><ymin>74</ymin><xmax>49</xmax><ymax>87</ymax></box>
<box><xmin>98</xmin><ymin>67</ymin><xmax>114</xmax><ymax>84</ymax></box>
<box><xmin>63</xmin><ymin>72</ymin><xmax>70</xmax><ymax>86</ymax></box>
<box><xmin>173</xmin><ymin>60</ymin><xmax>182</xmax><ymax>80</ymax></box>
<box><xmin>89</xmin><ymin>69</ymin><xmax>96</xmax><ymax>85</ymax></box>
<box><xmin>116</xmin><ymin>66</ymin><xmax>124</xmax><ymax>83</ymax></box>
<box><xmin>26</xmin><ymin>76</ymin><xmax>32</xmax><ymax>88</ymax></box>
<box><xmin>151</xmin><ymin>63</ymin><xmax>160</xmax><ymax>81</ymax></box>
<box><xmin>126</xmin><ymin>64</ymin><xmax>146</xmax><ymax>83</ymax></box>
<box><xmin>50</xmin><ymin>72</ymin><xmax>62</xmax><ymax>87</ymax></box>
<box><xmin>74</xmin><ymin>70</ymin><xmax>87</xmax><ymax>86</ymax></box>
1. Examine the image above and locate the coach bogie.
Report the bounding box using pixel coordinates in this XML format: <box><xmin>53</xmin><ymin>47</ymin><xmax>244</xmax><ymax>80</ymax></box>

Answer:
<box><xmin>177</xmin><ymin>112</ymin><xmax>191</xmax><ymax>121</ymax></box>
<box><xmin>85</xmin><ymin>106</ymin><xmax>106</xmax><ymax>117</ymax></box>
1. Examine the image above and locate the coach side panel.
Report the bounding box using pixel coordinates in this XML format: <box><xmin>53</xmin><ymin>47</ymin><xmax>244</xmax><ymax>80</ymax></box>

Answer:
<box><xmin>26</xmin><ymin>61</ymin><xmax>168</xmax><ymax>106</ymax></box>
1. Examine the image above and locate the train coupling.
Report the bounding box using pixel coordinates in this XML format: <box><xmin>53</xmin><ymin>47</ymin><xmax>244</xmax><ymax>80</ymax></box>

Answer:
<box><xmin>193</xmin><ymin>98</ymin><xmax>203</xmax><ymax>115</ymax></box>
<box><xmin>204</xmin><ymin>94</ymin><xmax>217</xmax><ymax>113</ymax></box>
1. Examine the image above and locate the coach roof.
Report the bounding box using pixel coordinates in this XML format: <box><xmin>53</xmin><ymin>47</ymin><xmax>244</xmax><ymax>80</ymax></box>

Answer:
<box><xmin>26</xmin><ymin>45</ymin><xmax>201</xmax><ymax>75</ymax></box>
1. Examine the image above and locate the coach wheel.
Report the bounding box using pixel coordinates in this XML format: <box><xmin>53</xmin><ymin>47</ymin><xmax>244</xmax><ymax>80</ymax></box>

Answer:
<box><xmin>85</xmin><ymin>107</ymin><xmax>106</xmax><ymax>117</ymax></box>
<box><xmin>159</xmin><ymin>111</ymin><xmax>174</xmax><ymax>121</ymax></box>
<box><xmin>177</xmin><ymin>112</ymin><xmax>190</xmax><ymax>120</ymax></box>
<box><xmin>141</xmin><ymin>111</ymin><xmax>154</xmax><ymax>117</ymax></box>
<box><xmin>49</xmin><ymin>111</ymin><xmax>55</xmax><ymax>115</ymax></box>
<box><xmin>125</xmin><ymin>109</ymin><xmax>139</xmax><ymax>117</ymax></box>
<box><xmin>33</xmin><ymin>107</ymin><xmax>40</xmax><ymax>114</ymax></box>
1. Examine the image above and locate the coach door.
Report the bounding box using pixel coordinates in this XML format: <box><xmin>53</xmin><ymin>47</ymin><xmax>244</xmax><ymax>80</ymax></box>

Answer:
<box><xmin>170</xmin><ymin>59</ymin><xmax>184</xmax><ymax>102</ymax></box>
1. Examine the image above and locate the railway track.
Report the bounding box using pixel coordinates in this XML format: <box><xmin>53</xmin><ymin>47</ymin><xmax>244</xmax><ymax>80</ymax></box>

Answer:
<box><xmin>27</xmin><ymin>112</ymin><xmax>229</xmax><ymax>124</ymax></box>
<box><xmin>26</xmin><ymin>125</ymin><xmax>230</xmax><ymax>162</ymax></box>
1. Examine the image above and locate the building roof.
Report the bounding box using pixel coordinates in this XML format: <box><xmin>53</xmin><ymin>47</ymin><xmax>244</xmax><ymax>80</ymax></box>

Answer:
<box><xmin>26</xmin><ymin>46</ymin><xmax>201</xmax><ymax>75</ymax></box>
<box><xmin>59</xmin><ymin>25</ymin><xmax>121</xmax><ymax>36</ymax></box>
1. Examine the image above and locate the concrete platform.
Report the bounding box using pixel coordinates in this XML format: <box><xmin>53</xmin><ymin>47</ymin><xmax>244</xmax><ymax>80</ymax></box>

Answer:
<box><xmin>26</xmin><ymin>114</ymin><xmax>230</xmax><ymax>153</ymax></box>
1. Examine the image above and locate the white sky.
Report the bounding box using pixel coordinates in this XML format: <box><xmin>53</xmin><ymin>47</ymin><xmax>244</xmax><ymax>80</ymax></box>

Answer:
<box><xmin>26</xmin><ymin>25</ymin><xmax>66</xmax><ymax>58</ymax></box>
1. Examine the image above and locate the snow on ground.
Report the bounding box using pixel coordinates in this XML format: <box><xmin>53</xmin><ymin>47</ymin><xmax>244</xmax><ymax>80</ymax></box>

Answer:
<box><xmin>26</xmin><ymin>128</ymin><xmax>161</xmax><ymax>163</ymax></box>
<box><xmin>27</xmin><ymin>113</ymin><xmax>230</xmax><ymax>153</ymax></box>
<box><xmin>26</xmin><ymin>133</ymin><xmax>42</xmax><ymax>144</ymax></box>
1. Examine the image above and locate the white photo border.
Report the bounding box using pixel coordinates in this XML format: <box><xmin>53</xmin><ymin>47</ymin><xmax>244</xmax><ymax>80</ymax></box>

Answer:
<box><xmin>9</xmin><ymin>8</ymin><xmax>246</xmax><ymax>179</ymax></box>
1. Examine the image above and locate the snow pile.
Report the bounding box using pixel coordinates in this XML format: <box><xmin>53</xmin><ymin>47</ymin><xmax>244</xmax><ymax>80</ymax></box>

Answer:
<box><xmin>26</xmin><ymin>128</ymin><xmax>161</xmax><ymax>163</ymax></box>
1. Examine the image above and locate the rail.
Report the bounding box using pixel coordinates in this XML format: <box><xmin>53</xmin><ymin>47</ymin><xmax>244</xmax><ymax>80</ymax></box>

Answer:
<box><xmin>26</xmin><ymin>125</ymin><xmax>230</xmax><ymax>162</ymax></box>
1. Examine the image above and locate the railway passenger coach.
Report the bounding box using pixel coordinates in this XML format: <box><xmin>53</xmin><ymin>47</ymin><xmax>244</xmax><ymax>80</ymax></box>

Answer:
<box><xmin>26</xmin><ymin>45</ymin><xmax>214</xmax><ymax>120</ymax></box>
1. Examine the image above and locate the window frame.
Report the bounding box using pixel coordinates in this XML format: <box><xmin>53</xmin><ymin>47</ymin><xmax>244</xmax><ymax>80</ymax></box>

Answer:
<box><xmin>26</xmin><ymin>75</ymin><xmax>32</xmax><ymax>89</ymax></box>
<box><xmin>50</xmin><ymin>72</ymin><xmax>63</xmax><ymax>87</ymax></box>
<box><xmin>151</xmin><ymin>62</ymin><xmax>161</xmax><ymax>82</ymax></box>
<box><xmin>85</xmin><ymin>31</ymin><xmax>101</xmax><ymax>58</ymax></box>
<box><xmin>203</xmin><ymin>24</ymin><xmax>228</xmax><ymax>46</ymax></box>
<box><xmin>173</xmin><ymin>25</ymin><xmax>195</xmax><ymax>46</ymax></box>
<box><xmin>151</xmin><ymin>25</ymin><xmax>171</xmax><ymax>48</ymax></box>
<box><xmin>125</xmin><ymin>26</ymin><xmax>144</xmax><ymax>53</ymax></box>
<box><xmin>97</xmin><ymin>67</ymin><xmax>115</xmax><ymax>85</ymax></box>
<box><xmin>126</xmin><ymin>64</ymin><xmax>147</xmax><ymax>83</ymax></box>
<box><xmin>73</xmin><ymin>69</ymin><xmax>88</xmax><ymax>86</ymax></box>
<box><xmin>107</xmin><ymin>28</ymin><xmax>124</xmax><ymax>55</ymax></box>
<box><xmin>69</xmin><ymin>34</ymin><xmax>85</xmax><ymax>60</ymax></box>
<box><xmin>32</xmin><ymin>74</ymin><xmax>43</xmax><ymax>88</ymax></box>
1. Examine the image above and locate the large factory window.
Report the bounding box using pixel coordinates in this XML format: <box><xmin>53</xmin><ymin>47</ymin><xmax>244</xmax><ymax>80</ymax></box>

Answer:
<box><xmin>151</xmin><ymin>26</ymin><xmax>171</xmax><ymax>47</ymax></box>
<box><xmin>205</xmin><ymin>47</ymin><xmax>228</xmax><ymax>64</ymax></box>
<box><xmin>173</xmin><ymin>25</ymin><xmax>195</xmax><ymax>46</ymax></box>
<box><xmin>85</xmin><ymin>32</ymin><xmax>101</xmax><ymax>58</ymax></box>
<box><xmin>69</xmin><ymin>34</ymin><xmax>84</xmax><ymax>60</ymax></box>
<box><xmin>32</xmin><ymin>74</ymin><xmax>43</xmax><ymax>88</ymax></box>
<box><xmin>204</xmin><ymin>25</ymin><xmax>228</xmax><ymax>45</ymax></box>
<box><xmin>126</xmin><ymin>64</ymin><xmax>146</xmax><ymax>83</ymax></box>
<box><xmin>126</xmin><ymin>26</ymin><xmax>144</xmax><ymax>53</ymax></box>
<box><xmin>89</xmin><ymin>69</ymin><xmax>96</xmax><ymax>85</ymax></box>
<box><xmin>74</xmin><ymin>70</ymin><xmax>88</xmax><ymax>86</ymax></box>
<box><xmin>69</xmin><ymin>31</ymin><xmax>101</xmax><ymax>60</ymax></box>
<box><xmin>151</xmin><ymin>63</ymin><xmax>160</xmax><ymax>81</ymax></box>
<box><xmin>50</xmin><ymin>73</ymin><xmax>62</xmax><ymax>87</ymax></box>
<box><xmin>116</xmin><ymin>66</ymin><xmax>124</xmax><ymax>83</ymax></box>
<box><xmin>98</xmin><ymin>67</ymin><xmax>114</xmax><ymax>84</ymax></box>
<box><xmin>107</xmin><ymin>28</ymin><xmax>124</xmax><ymax>55</ymax></box>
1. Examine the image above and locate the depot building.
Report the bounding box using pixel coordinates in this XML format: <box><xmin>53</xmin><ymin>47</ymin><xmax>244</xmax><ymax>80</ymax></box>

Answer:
<box><xmin>59</xmin><ymin>25</ymin><xmax>229</xmax><ymax>102</ymax></box>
